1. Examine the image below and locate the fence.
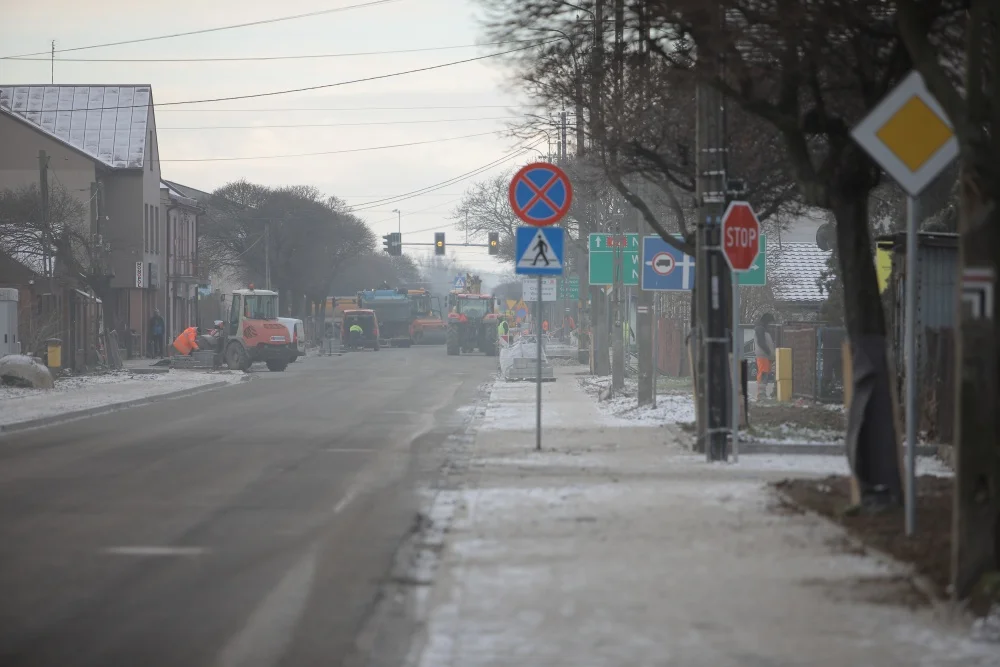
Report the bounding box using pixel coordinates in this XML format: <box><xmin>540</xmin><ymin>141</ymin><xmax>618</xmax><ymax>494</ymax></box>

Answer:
<box><xmin>921</xmin><ymin>328</ymin><xmax>955</xmax><ymax>443</ymax></box>
<box><xmin>779</xmin><ymin>322</ymin><xmax>845</xmax><ymax>403</ymax></box>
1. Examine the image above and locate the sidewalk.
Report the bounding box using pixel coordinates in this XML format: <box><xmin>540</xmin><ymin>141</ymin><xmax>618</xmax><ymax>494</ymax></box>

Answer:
<box><xmin>0</xmin><ymin>369</ymin><xmax>246</xmax><ymax>432</ymax></box>
<box><xmin>409</xmin><ymin>367</ymin><xmax>997</xmax><ymax>667</ymax></box>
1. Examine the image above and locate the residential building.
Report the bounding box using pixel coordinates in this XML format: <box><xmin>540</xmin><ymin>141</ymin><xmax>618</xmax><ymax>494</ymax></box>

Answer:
<box><xmin>160</xmin><ymin>181</ymin><xmax>203</xmax><ymax>338</ymax></box>
<box><xmin>0</xmin><ymin>85</ymin><xmax>165</xmax><ymax>358</ymax></box>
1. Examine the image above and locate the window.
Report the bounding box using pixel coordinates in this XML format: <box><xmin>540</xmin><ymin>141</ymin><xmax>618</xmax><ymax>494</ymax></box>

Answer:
<box><xmin>155</xmin><ymin>206</ymin><xmax>159</xmax><ymax>254</ymax></box>
<box><xmin>144</xmin><ymin>204</ymin><xmax>149</xmax><ymax>252</ymax></box>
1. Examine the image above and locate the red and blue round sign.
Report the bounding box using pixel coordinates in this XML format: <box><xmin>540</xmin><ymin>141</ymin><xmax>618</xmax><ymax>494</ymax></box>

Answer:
<box><xmin>508</xmin><ymin>162</ymin><xmax>573</xmax><ymax>227</ymax></box>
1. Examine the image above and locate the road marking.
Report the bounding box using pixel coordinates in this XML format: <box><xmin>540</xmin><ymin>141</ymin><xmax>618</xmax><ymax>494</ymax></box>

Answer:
<box><xmin>333</xmin><ymin>489</ymin><xmax>357</xmax><ymax>514</ymax></box>
<box><xmin>322</xmin><ymin>447</ymin><xmax>374</xmax><ymax>453</ymax></box>
<box><xmin>215</xmin><ymin>549</ymin><xmax>318</xmax><ymax>667</ymax></box>
<box><xmin>103</xmin><ymin>546</ymin><xmax>207</xmax><ymax>557</ymax></box>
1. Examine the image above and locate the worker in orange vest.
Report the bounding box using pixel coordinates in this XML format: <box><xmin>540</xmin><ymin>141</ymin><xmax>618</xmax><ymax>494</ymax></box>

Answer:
<box><xmin>172</xmin><ymin>326</ymin><xmax>200</xmax><ymax>356</ymax></box>
<box><xmin>542</xmin><ymin>320</ymin><xmax>549</xmax><ymax>334</ymax></box>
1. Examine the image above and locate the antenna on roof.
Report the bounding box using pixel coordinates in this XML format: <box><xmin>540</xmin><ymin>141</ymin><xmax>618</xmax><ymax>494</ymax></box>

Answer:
<box><xmin>51</xmin><ymin>40</ymin><xmax>55</xmax><ymax>84</ymax></box>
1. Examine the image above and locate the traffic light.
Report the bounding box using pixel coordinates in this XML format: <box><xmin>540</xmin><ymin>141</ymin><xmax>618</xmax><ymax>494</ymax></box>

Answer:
<box><xmin>434</xmin><ymin>232</ymin><xmax>445</xmax><ymax>256</ymax></box>
<box><xmin>382</xmin><ymin>233</ymin><xmax>402</xmax><ymax>256</ymax></box>
<box><xmin>488</xmin><ymin>232</ymin><xmax>499</xmax><ymax>255</ymax></box>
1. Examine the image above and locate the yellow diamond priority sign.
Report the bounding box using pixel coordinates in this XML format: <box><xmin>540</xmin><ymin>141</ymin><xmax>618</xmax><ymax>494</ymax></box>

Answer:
<box><xmin>851</xmin><ymin>71</ymin><xmax>957</xmax><ymax>196</ymax></box>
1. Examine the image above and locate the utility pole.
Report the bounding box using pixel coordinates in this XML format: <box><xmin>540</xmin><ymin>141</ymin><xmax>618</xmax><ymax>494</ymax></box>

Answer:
<box><xmin>264</xmin><ymin>220</ymin><xmax>271</xmax><ymax>290</ymax></box>
<box><xmin>51</xmin><ymin>40</ymin><xmax>55</xmax><ymax>84</ymax></box>
<box><xmin>588</xmin><ymin>0</ymin><xmax>610</xmax><ymax>377</ymax></box>
<box><xmin>695</xmin><ymin>54</ymin><xmax>731</xmax><ymax>460</ymax></box>
<box><xmin>636</xmin><ymin>180</ymin><xmax>654</xmax><ymax>405</ymax></box>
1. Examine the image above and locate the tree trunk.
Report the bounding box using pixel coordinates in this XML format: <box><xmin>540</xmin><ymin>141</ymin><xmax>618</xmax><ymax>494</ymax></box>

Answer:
<box><xmin>637</xmin><ymin>287</ymin><xmax>653</xmax><ymax>404</ymax></box>
<box><xmin>830</xmin><ymin>167</ymin><xmax>903</xmax><ymax>506</ymax></box>
<box><xmin>590</xmin><ymin>285</ymin><xmax>610</xmax><ymax>375</ymax></box>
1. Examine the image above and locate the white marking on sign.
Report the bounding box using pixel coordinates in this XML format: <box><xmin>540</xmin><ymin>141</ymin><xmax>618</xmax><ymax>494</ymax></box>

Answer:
<box><xmin>725</xmin><ymin>227</ymin><xmax>758</xmax><ymax>248</ymax></box>
<box><xmin>648</xmin><ymin>252</ymin><xmax>675</xmax><ymax>276</ymax></box>
<box><xmin>516</xmin><ymin>228</ymin><xmax>562</xmax><ymax>270</ymax></box>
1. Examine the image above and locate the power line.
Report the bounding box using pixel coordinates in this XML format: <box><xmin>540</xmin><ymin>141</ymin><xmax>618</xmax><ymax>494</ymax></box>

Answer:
<box><xmin>1</xmin><ymin>42</ymin><xmax>554</xmax><ymax>112</ymax></box>
<box><xmin>159</xmin><ymin>116</ymin><xmax>516</xmax><ymax>130</ymax></box>
<box><xmin>349</xmin><ymin>139</ymin><xmax>543</xmax><ymax>211</ymax></box>
<box><xmin>5</xmin><ymin>41</ymin><xmax>535</xmax><ymax>63</ymax></box>
<box><xmin>1</xmin><ymin>0</ymin><xmax>404</xmax><ymax>59</ymax></box>
<box><xmin>157</xmin><ymin>105</ymin><xmax>531</xmax><ymax>112</ymax></box>
<box><xmin>160</xmin><ymin>131</ymin><xmax>500</xmax><ymax>162</ymax></box>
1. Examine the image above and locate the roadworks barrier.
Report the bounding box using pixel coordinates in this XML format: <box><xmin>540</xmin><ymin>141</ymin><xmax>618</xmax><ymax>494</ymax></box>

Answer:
<box><xmin>499</xmin><ymin>336</ymin><xmax>555</xmax><ymax>382</ymax></box>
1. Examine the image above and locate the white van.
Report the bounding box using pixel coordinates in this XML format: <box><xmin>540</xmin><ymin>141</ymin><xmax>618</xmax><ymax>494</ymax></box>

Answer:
<box><xmin>277</xmin><ymin>317</ymin><xmax>306</xmax><ymax>362</ymax></box>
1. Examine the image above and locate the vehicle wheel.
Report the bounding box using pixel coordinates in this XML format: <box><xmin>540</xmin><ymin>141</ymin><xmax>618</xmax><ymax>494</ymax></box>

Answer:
<box><xmin>266</xmin><ymin>359</ymin><xmax>288</xmax><ymax>372</ymax></box>
<box><xmin>446</xmin><ymin>326</ymin><xmax>459</xmax><ymax>356</ymax></box>
<box><xmin>226</xmin><ymin>343</ymin><xmax>250</xmax><ymax>371</ymax></box>
<box><xmin>482</xmin><ymin>341</ymin><xmax>495</xmax><ymax>356</ymax></box>
<box><xmin>402</xmin><ymin>339</ymin><xmax>413</xmax><ymax>348</ymax></box>
<box><xmin>288</xmin><ymin>353</ymin><xmax>298</xmax><ymax>363</ymax></box>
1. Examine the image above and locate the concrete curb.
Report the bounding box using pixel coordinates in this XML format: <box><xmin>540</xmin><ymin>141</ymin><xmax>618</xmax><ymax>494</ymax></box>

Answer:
<box><xmin>740</xmin><ymin>441</ymin><xmax>939</xmax><ymax>456</ymax></box>
<box><xmin>0</xmin><ymin>379</ymin><xmax>236</xmax><ymax>435</ymax></box>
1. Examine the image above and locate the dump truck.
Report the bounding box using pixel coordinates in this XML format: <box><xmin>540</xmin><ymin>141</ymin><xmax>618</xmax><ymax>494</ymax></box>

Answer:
<box><xmin>445</xmin><ymin>275</ymin><xmax>499</xmax><ymax>356</ymax></box>
<box><xmin>406</xmin><ymin>288</ymin><xmax>446</xmax><ymax>344</ymax></box>
<box><xmin>357</xmin><ymin>288</ymin><xmax>413</xmax><ymax>347</ymax></box>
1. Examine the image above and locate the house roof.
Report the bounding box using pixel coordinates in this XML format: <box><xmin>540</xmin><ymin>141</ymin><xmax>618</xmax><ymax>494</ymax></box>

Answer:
<box><xmin>0</xmin><ymin>85</ymin><xmax>152</xmax><ymax>169</ymax></box>
<box><xmin>768</xmin><ymin>241</ymin><xmax>831</xmax><ymax>304</ymax></box>
<box><xmin>162</xmin><ymin>180</ymin><xmax>212</xmax><ymax>203</ymax></box>
<box><xmin>160</xmin><ymin>181</ymin><xmax>199</xmax><ymax>209</ymax></box>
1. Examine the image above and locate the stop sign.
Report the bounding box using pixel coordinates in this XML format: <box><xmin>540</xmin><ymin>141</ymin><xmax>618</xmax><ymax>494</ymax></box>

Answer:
<box><xmin>721</xmin><ymin>201</ymin><xmax>761</xmax><ymax>272</ymax></box>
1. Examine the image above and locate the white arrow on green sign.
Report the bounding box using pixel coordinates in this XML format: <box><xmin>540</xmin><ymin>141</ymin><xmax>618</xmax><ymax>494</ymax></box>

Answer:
<box><xmin>736</xmin><ymin>234</ymin><xmax>766</xmax><ymax>287</ymax></box>
<box><xmin>588</xmin><ymin>233</ymin><xmax>640</xmax><ymax>286</ymax></box>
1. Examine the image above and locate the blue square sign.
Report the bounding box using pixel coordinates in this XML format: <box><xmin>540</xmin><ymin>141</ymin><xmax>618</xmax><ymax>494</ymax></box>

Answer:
<box><xmin>515</xmin><ymin>226</ymin><xmax>564</xmax><ymax>276</ymax></box>
<box><xmin>641</xmin><ymin>235</ymin><xmax>696</xmax><ymax>291</ymax></box>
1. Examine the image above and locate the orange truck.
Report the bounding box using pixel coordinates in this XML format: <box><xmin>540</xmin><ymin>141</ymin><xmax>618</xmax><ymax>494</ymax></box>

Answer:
<box><xmin>406</xmin><ymin>288</ymin><xmax>446</xmax><ymax>344</ymax></box>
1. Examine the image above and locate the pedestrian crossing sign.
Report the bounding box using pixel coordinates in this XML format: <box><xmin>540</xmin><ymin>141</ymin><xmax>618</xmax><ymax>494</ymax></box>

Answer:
<box><xmin>515</xmin><ymin>225</ymin><xmax>564</xmax><ymax>276</ymax></box>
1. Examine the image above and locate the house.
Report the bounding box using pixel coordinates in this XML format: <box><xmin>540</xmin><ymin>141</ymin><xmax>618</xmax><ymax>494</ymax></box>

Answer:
<box><xmin>767</xmin><ymin>241</ymin><xmax>831</xmax><ymax>316</ymax></box>
<box><xmin>160</xmin><ymin>180</ymin><xmax>204</xmax><ymax>339</ymax></box>
<box><xmin>0</xmin><ymin>85</ymin><xmax>165</xmax><ymax>358</ymax></box>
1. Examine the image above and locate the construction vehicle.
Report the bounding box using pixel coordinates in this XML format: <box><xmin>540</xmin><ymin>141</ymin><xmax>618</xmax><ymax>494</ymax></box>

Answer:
<box><xmin>357</xmin><ymin>288</ymin><xmax>413</xmax><ymax>347</ymax></box>
<box><xmin>406</xmin><ymin>288</ymin><xmax>447</xmax><ymax>344</ymax></box>
<box><xmin>324</xmin><ymin>296</ymin><xmax>360</xmax><ymax>340</ymax></box>
<box><xmin>208</xmin><ymin>286</ymin><xmax>292</xmax><ymax>371</ymax></box>
<box><xmin>341</xmin><ymin>309</ymin><xmax>380</xmax><ymax>351</ymax></box>
<box><xmin>445</xmin><ymin>274</ymin><xmax>500</xmax><ymax>356</ymax></box>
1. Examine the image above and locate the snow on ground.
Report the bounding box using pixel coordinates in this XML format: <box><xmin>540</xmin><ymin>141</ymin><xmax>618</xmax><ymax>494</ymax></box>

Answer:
<box><xmin>0</xmin><ymin>370</ymin><xmax>245</xmax><ymax>427</ymax></box>
<box><xmin>578</xmin><ymin>375</ymin><xmax>696</xmax><ymax>426</ymax></box>
<box><xmin>729</xmin><ymin>453</ymin><xmax>953</xmax><ymax>477</ymax></box>
<box><xmin>750</xmin><ymin>424</ymin><xmax>845</xmax><ymax>445</ymax></box>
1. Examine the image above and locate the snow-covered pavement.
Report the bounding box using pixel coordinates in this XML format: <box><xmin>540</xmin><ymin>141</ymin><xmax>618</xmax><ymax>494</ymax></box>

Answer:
<box><xmin>0</xmin><ymin>369</ymin><xmax>246</xmax><ymax>430</ymax></box>
<box><xmin>408</xmin><ymin>367</ymin><xmax>994</xmax><ymax>667</ymax></box>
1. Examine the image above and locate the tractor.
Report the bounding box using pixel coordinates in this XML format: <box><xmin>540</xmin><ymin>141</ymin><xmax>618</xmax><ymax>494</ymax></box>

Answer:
<box><xmin>217</xmin><ymin>287</ymin><xmax>292</xmax><ymax>371</ymax></box>
<box><xmin>445</xmin><ymin>275</ymin><xmax>499</xmax><ymax>356</ymax></box>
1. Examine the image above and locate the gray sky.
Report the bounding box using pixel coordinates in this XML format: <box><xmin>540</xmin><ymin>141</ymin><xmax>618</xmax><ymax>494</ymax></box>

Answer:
<box><xmin>0</xmin><ymin>0</ymin><xmax>540</xmax><ymax>276</ymax></box>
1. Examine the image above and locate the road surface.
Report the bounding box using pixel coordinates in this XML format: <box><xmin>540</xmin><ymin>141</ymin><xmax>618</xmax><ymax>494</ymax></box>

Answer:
<box><xmin>0</xmin><ymin>346</ymin><xmax>495</xmax><ymax>667</ymax></box>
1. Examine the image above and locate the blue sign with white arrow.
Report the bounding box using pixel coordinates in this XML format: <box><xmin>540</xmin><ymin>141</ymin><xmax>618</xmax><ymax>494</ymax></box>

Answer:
<box><xmin>641</xmin><ymin>235</ymin><xmax>696</xmax><ymax>291</ymax></box>
<box><xmin>515</xmin><ymin>225</ymin><xmax>564</xmax><ymax>276</ymax></box>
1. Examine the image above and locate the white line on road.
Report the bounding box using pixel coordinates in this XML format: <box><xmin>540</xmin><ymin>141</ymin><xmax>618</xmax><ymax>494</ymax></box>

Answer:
<box><xmin>215</xmin><ymin>548</ymin><xmax>318</xmax><ymax>667</ymax></box>
<box><xmin>333</xmin><ymin>489</ymin><xmax>357</xmax><ymax>514</ymax></box>
<box><xmin>103</xmin><ymin>546</ymin><xmax>208</xmax><ymax>557</ymax></box>
<box><xmin>322</xmin><ymin>447</ymin><xmax>375</xmax><ymax>453</ymax></box>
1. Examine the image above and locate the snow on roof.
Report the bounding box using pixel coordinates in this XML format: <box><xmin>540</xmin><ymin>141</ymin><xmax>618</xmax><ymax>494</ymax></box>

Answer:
<box><xmin>0</xmin><ymin>85</ymin><xmax>151</xmax><ymax>169</ymax></box>
<box><xmin>768</xmin><ymin>242</ymin><xmax>831</xmax><ymax>304</ymax></box>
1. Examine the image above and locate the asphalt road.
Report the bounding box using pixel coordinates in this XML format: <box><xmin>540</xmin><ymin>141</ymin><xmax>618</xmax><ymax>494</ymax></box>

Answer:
<box><xmin>0</xmin><ymin>345</ymin><xmax>495</xmax><ymax>667</ymax></box>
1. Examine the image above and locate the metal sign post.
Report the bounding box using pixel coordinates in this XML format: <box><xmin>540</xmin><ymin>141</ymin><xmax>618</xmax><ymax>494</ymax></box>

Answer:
<box><xmin>850</xmin><ymin>70</ymin><xmax>958</xmax><ymax>536</ymax></box>
<box><xmin>731</xmin><ymin>272</ymin><xmax>740</xmax><ymax>462</ymax></box>
<box><xmin>510</xmin><ymin>162</ymin><xmax>572</xmax><ymax>453</ymax></box>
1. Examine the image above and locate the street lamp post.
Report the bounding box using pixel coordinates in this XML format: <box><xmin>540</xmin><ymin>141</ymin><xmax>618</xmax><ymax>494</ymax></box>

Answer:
<box><xmin>392</xmin><ymin>208</ymin><xmax>401</xmax><ymax>235</ymax></box>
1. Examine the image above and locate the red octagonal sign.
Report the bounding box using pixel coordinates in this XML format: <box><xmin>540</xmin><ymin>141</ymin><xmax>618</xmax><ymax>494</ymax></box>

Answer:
<box><xmin>721</xmin><ymin>200</ymin><xmax>761</xmax><ymax>272</ymax></box>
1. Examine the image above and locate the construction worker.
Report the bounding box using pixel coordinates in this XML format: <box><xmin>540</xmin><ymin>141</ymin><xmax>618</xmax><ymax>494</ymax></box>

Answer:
<box><xmin>348</xmin><ymin>322</ymin><xmax>364</xmax><ymax>348</ymax></box>
<box><xmin>754</xmin><ymin>313</ymin><xmax>777</xmax><ymax>400</ymax></box>
<box><xmin>497</xmin><ymin>317</ymin><xmax>509</xmax><ymax>345</ymax></box>
<box><xmin>172</xmin><ymin>326</ymin><xmax>199</xmax><ymax>356</ymax></box>
<box><xmin>542</xmin><ymin>319</ymin><xmax>549</xmax><ymax>334</ymax></box>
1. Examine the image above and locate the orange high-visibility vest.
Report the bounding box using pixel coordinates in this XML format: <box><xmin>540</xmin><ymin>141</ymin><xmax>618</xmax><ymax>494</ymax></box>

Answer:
<box><xmin>173</xmin><ymin>327</ymin><xmax>199</xmax><ymax>355</ymax></box>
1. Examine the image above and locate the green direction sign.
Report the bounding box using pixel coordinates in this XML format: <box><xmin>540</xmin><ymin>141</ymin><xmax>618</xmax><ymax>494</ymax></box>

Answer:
<box><xmin>736</xmin><ymin>234</ymin><xmax>766</xmax><ymax>287</ymax></box>
<box><xmin>558</xmin><ymin>276</ymin><xmax>579</xmax><ymax>300</ymax></box>
<box><xmin>588</xmin><ymin>233</ymin><xmax>640</xmax><ymax>286</ymax></box>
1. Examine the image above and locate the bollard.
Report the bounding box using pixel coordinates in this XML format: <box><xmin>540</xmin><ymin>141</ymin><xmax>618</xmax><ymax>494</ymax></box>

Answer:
<box><xmin>46</xmin><ymin>338</ymin><xmax>62</xmax><ymax>370</ymax></box>
<box><xmin>775</xmin><ymin>347</ymin><xmax>793</xmax><ymax>401</ymax></box>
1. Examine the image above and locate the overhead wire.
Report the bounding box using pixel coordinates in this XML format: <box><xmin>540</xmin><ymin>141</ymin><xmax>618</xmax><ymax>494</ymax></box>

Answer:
<box><xmin>6</xmin><ymin>41</ymin><xmax>536</xmax><ymax>63</ymax></box>
<box><xmin>1</xmin><ymin>0</ymin><xmax>405</xmax><ymax>59</ymax></box>
<box><xmin>4</xmin><ymin>41</ymin><xmax>554</xmax><ymax>113</ymax></box>
<box><xmin>159</xmin><ymin>130</ymin><xmax>500</xmax><ymax>162</ymax></box>
<box><xmin>348</xmin><ymin>138</ymin><xmax>545</xmax><ymax>211</ymax></box>
<box><xmin>159</xmin><ymin>116</ymin><xmax>516</xmax><ymax>130</ymax></box>
<box><xmin>158</xmin><ymin>105</ymin><xmax>531</xmax><ymax>112</ymax></box>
